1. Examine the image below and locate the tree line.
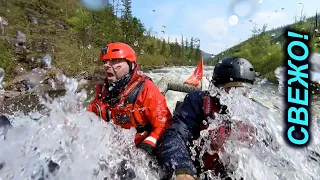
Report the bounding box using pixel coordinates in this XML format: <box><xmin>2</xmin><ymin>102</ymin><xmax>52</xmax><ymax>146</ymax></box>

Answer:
<box><xmin>67</xmin><ymin>0</ymin><xmax>202</xmax><ymax>66</ymax></box>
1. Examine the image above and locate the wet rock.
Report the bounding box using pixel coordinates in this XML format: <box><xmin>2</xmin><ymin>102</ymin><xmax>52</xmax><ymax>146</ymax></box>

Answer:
<box><xmin>14</xmin><ymin>30</ymin><xmax>26</xmax><ymax>47</ymax></box>
<box><xmin>116</xmin><ymin>160</ymin><xmax>136</xmax><ymax>180</ymax></box>
<box><xmin>0</xmin><ymin>115</ymin><xmax>12</xmax><ymax>128</ymax></box>
<box><xmin>47</xmin><ymin>160</ymin><xmax>60</xmax><ymax>175</ymax></box>
<box><xmin>0</xmin><ymin>115</ymin><xmax>12</xmax><ymax>139</ymax></box>
<box><xmin>0</xmin><ymin>161</ymin><xmax>5</xmax><ymax>170</ymax></box>
<box><xmin>2</xmin><ymin>91</ymin><xmax>22</xmax><ymax>99</ymax></box>
<box><xmin>13</xmin><ymin>65</ymin><xmax>27</xmax><ymax>76</ymax></box>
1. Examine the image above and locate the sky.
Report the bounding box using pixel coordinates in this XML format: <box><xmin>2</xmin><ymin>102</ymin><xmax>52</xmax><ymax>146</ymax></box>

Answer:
<box><xmin>130</xmin><ymin>0</ymin><xmax>320</xmax><ymax>55</ymax></box>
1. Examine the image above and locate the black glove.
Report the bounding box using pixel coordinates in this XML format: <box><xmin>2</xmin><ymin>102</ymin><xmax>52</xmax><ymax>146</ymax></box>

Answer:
<box><xmin>138</xmin><ymin>143</ymin><xmax>155</xmax><ymax>155</ymax></box>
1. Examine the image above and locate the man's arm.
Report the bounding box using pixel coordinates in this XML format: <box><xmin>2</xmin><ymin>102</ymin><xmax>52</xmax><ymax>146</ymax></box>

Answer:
<box><xmin>156</xmin><ymin>91</ymin><xmax>205</xmax><ymax>179</ymax></box>
<box><xmin>137</xmin><ymin>80</ymin><xmax>173</xmax><ymax>151</ymax></box>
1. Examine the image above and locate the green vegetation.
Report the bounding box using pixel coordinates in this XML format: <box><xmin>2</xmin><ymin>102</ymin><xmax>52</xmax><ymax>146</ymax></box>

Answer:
<box><xmin>205</xmin><ymin>13</ymin><xmax>320</xmax><ymax>83</ymax></box>
<box><xmin>3</xmin><ymin>0</ymin><xmax>319</xmax><ymax>85</ymax></box>
<box><xmin>0</xmin><ymin>0</ymin><xmax>201</xmax><ymax>82</ymax></box>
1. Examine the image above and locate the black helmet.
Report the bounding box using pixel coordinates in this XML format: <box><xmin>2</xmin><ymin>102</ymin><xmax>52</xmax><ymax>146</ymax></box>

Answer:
<box><xmin>212</xmin><ymin>56</ymin><xmax>255</xmax><ymax>86</ymax></box>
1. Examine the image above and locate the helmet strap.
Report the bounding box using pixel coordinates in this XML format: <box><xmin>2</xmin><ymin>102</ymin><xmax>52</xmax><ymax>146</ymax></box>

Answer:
<box><xmin>127</xmin><ymin>61</ymin><xmax>136</xmax><ymax>73</ymax></box>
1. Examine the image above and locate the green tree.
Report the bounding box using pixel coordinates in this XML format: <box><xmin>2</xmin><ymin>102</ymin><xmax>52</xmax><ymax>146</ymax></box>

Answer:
<box><xmin>185</xmin><ymin>37</ymin><xmax>189</xmax><ymax>57</ymax></box>
<box><xmin>67</xmin><ymin>8</ymin><xmax>93</xmax><ymax>47</ymax></box>
<box><xmin>189</xmin><ymin>37</ymin><xmax>194</xmax><ymax>59</ymax></box>
<box><xmin>195</xmin><ymin>44</ymin><xmax>201</xmax><ymax>62</ymax></box>
<box><xmin>174</xmin><ymin>38</ymin><xmax>181</xmax><ymax>58</ymax></box>
<box><xmin>160</xmin><ymin>39</ymin><xmax>169</xmax><ymax>57</ymax></box>
<box><xmin>180</xmin><ymin>35</ymin><xmax>184</xmax><ymax>59</ymax></box>
<box><xmin>121</xmin><ymin>0</ymin><xmax>134</xmax><ymax>45</ymax></box>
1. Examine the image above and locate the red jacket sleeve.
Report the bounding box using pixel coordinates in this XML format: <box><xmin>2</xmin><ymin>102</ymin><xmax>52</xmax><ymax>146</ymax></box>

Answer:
<box><xmin>136</xmin><ymin>79</ymin><xmax>173</xmax><ymax>147</ymax></box>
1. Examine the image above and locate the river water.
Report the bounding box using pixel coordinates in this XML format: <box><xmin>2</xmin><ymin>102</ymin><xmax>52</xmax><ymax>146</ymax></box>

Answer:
<box><xmin>0</xmin><ymin>65</ymin><xmax>320</xmax><ymax>180</ymax></box>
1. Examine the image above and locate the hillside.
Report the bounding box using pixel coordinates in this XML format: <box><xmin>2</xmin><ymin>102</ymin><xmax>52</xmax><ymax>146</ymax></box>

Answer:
<box><xmin>201</xmin><ymin>50</ymin><xmax>214</xmax><ymax>61</ymax></box>
<box><xmin>0</xmin><ymin>0</ymin><xmax>202</xmax><ymax>85</ymax></box>
<box><xmin>205</xmin><ymin>14</ymin><xmax>320</xmax><ymax>83</ymax></box>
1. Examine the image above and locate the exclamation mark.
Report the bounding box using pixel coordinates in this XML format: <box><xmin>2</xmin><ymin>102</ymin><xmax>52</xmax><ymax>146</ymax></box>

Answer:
<box><xmin>288</xmin><ymin>31</ymin><xmax>308</xmax><ymax>40</ymax></box>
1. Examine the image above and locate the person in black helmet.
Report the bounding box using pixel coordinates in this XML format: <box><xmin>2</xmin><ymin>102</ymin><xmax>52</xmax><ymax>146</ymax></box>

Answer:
<box><xmin>155</xmin><ymin>57</ymin><xmax>258</xmax><ymax>180</ymax></box>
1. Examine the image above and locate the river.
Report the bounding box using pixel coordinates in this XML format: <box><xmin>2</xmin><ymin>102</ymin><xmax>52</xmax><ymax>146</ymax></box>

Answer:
<box><xmin>0</xmin><ymin>65</ymin><xmax>320</xmax><ymax>180</ymax></box>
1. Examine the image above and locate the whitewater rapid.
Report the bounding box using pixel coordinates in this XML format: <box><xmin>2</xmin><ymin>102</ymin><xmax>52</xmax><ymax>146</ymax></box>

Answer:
<box><xmin>0</xmin><ymin>65</ymin><xmax>320</xmax><ymax>180</ymax></box>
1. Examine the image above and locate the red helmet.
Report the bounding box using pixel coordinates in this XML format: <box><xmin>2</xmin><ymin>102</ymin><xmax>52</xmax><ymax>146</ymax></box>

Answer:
<box><xmin>100</xmin><ymin>42</ymin><xmax>137</xmax><ymax>63</ymax></box>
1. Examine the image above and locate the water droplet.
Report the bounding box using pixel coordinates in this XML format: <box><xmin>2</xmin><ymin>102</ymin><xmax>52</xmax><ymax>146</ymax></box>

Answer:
<box><xmin>229</xmin><ymin>0</ymin><xmax>256</xmax><ymax>19</ymax></box>
<box><xmin>228</xmin><ymin>15</ymin><xmax>239</xmax><ymax>26</ymax></box>
<box><xmin>29</xmin><ymin>111</ymin><xmax>42</xmax><ymax>120</ymax></box>
<box><xmin>43</xmin><ymin>54</ymin><xmax>51</xmax><ymax>68</ymax></box>
<box><xmin>27</xmin><ymin>68</ymin><xmax>47</xmax><ymax>88</ymax></box>
<box><xmin>78</xmin><ymin>0</ymin><xmax>109</xmax><ymax>11</ymax></box>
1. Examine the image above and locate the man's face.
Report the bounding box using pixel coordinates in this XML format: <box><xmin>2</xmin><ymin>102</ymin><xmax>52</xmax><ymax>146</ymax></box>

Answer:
<box><xmin>103</xmin><ymin>59</ymin><xmax>130</xmax><ymax>83</ymax></box>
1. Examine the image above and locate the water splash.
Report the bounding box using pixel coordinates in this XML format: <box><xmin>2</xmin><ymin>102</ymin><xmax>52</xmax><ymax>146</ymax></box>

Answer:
<box><xmin>203</xmin><ymin>86</ymin><xmax>320</xmax><ymax>179</ymax></box>
<box><xmin>0</xmin><ymin>67</ymin><xmax>4</xmax><ymax>89</ymax></box>
<box><xmin>274</xmin><ymin>66</ymin><xmax>285</xmax><ymax>95</ymax></box>
<box><xmin>1</xmin><ymin>73</ymin><xmax>160</xmax><ymax>180</ymax></box>
<box><xmin>25</xmin><ymin>68</ymin><xmax>47</xmax><ymax>90</ymax></box>
<box><xmin>2</xmin><ymin>66</ymin><xmax>320</xmax><ymax>180</ymax></box>
<box><xmin>42</xmin><ymin>54</ymin><xmax>52</xmax><ymax>69</ymax></box>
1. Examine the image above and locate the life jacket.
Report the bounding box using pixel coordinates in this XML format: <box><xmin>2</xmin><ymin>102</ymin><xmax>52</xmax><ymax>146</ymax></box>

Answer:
<box><xmin>195</xmin><ymin>93</ymin><xmax>232</xmax><ymax>175</ymax></box>
<box><xmin>89</xmin><ymin>74</ymin><xmax>152</xmax><ymax>135</ymax></box>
